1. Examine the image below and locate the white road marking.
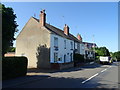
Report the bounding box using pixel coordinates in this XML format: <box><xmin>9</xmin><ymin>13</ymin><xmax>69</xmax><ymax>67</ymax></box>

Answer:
<box><xmin>90</xmin><ymin>62</ymin><xmax>94</xmax><ymax>64</ymax></box>
<box><xmin>82</xmin><ymin>73</ymin><xmax>99</xmax><ymax>84</ymax></box>
<box><xmin>81</xmin><ymin>66</ymin><xmax>112</xmax><ymax>84</ymax></box>
<box><xmin>101</xmin><ymin>69</ymin><xmax>107</xmax><ymax>73</ymax></box>
<box><xmin>109</xmin><ymin>66</ymin><xmax>112</xmax><ymax>68</ymax></box>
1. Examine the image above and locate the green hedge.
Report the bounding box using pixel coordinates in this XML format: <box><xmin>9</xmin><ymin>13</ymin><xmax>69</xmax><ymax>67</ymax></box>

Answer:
<box><xmin>85</xmin><ymin>59</ymin><xmax>94</xmax><ymax>62</ymax></box>
<box><xmin>117</xmin><ymin>58</ymin><xmax>120</xmax><ymax>61</ymax></box>
<box><xmin>2</xmin><ymin>57</ymin><xmax>28</xmax><ymax>80</ymax></box>
<box><xmin>73</xmin><ymin>54</ymin><xmax>84</xmax><ymax>63</ymax></box>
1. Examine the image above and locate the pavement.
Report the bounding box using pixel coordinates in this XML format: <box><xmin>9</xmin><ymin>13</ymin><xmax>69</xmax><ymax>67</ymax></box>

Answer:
<box><xmin>2</xmin><ymin>61</ymin><xmax>119</xmax><ymax>88</ymax></box>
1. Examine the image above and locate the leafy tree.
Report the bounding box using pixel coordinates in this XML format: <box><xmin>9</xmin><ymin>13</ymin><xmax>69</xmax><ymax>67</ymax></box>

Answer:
<box><xmin>110</xmin><ymin>52</ymin><xmax>113</xmax><ymax>56</ymax></box>
<box><xmin>93</xmin><ymin>47</ymin><xmax>110</xmax><ymax>60</ymax></box>
<box><xmin>95</xmin><ymin>47</ymin><xmax>110</xmax><ymax>56</ymax></box>
<box><xmin>2</xmin><ymin>4</ymin><xmax>18</xmax><ymax>56</ymax></box>
<box><xmin>99</xmin><ymin>47</ymin><xmax>110</xmax><ymax>56</ymax></box>
<box><xmin>113</xmin><ymin>51</ymin><xmax>120</xmax><ymax>61</ymax></box>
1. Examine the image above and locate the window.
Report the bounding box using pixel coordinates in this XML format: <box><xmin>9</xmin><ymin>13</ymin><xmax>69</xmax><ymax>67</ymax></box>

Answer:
<box><xmin>70</xmin><ymin>42</ymin><xmax>73</xmax><ymax>50</ymax></box>
<box><xmin>58</xmin><ymin>57</ymin><xmax>62</xmax><ymax>61</ymax></box>
<box><xmin>54</xmin><ymin>52</ymin><xmax>58</xmax><ymax>62</ymax></box>
<box><xmin>54</xmin><ymin>37</ymin><xmax>58</xmax><ymax>47</ymax></box>
<box><xmin>88</xmin><ymin>51</ymin><xmax>90</xmax><ymax>54</ymax></box>
<box><xmin>54</xmin><ymin>37</ymin><xmax>58</xmax><ymax>51</ymax></box>
<box><xmin>64</xmin><ymin>40</ymin><xmax>66</xmax><ymax>49</ymax></box>
<box><xmin>82</xmin><ymin>44</ymin><xmax>84</xmax><ymax>49</ymax></box>
<box><xmin>64</xmin><ymin>54</ymin><xmax>66</xmax><ymax>63</ymax></box>
<box><xmin>85</xmin><ymin>51</ymin><xmax>88</xmax><ymax>54</ymax></box>
<box><xmin>75</xmin><ymin>43</ymin><xmax>77</xmax><ymax>49</ymax></box>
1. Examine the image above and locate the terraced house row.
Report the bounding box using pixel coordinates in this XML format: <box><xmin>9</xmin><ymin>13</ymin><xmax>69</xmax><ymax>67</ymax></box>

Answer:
<box><xmin>16</xmin><ymin>10</ymin><xmax>97</xmax><ymax>69</ymax></box>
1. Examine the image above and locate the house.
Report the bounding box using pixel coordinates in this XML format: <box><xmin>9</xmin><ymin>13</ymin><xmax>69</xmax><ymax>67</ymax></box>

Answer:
<box><xmin>16</xmin><ymin>10</ymin><xmax>83</xmax><ymax>69</ymax></box>
<box><xmin>76</xmin><ymin>33</ymin><xmax>85</xmax><ymax>56</ymax></box>
<box><xmin>83</xmin><ymin>42</ymin><xmax>97</xmax><ymax>59</ymax></box>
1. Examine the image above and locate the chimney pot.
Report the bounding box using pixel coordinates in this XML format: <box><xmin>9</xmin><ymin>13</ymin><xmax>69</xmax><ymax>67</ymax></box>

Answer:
<box><xmin>77</xmin><ymin>33</ymin><xmax>82</xmax><ymax>42</ymax></box>
<box><xmin>64</xmin><ymin>24</ymin><xmax>69</xmax><ymax>35</ymax></box>
<box><xmin>40</xmin><ymin>9</ymin><xmax>46</xmax><ymax>26</ymax></box>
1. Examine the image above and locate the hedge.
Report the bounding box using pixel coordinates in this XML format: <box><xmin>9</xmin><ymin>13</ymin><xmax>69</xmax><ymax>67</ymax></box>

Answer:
<box><xmin>2</xmin><ymin>57</ymin><xmax>28</xmax><ymax>80</ymax></box>
<box><xmin>73</xmin><ymin>54</ymin><xmax>84</xmax><ymax>63</ymax></box>
<box><xmin>85</xmin><ymin>59</ymin><xmax>94</xmax><ymax>62</ymax></box>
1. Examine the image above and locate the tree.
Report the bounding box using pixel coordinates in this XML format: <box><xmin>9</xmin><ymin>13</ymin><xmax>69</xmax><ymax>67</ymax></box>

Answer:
<box><xmin>94</xmin><ymin>47</ymin><xmax>110</xmax><ymax>60</ymax></box>
<box><xmin>99</xmin><ymin>47</ymin><xmax>110</xmax><ymax>56</ymax></box>
<box><xmin>2</xmin><ymin>4</ymin><xmax>18</xmax><ymax>56</ymax></box>
<box><xmin>95</xmin><ymin>47</ymin><xmax>110</xmax><ymax>56</ymax></box>
<box><xmin>113</xmin><ymin>51</ymin><xmax>120</xmax><ymax>61</ymax></box>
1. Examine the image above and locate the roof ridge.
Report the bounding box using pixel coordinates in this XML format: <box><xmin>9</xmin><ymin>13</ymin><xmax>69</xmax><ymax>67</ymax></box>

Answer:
<box><xmin>45</xmin><ymin>23</ymin><xmax>64</xmax><ymax>32</ymax></box>
<box><xmin>32</xmin><ymin>17</ymin><xmax>80</xmax><ymax>42</ymax></box>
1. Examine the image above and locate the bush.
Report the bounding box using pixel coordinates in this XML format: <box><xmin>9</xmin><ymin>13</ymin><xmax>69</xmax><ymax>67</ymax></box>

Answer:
<box><xmin>85</xmin><ymin>59</ymin><xmax>94</xmax><ymax>62</ymax></box>
<box><xmin>2</xmin><ymin>57</ymin><xmax>28</xmax><ymax>80</ymax></box>
<box><xmin>96</xmin><ymin>56</ymin><xmax>100</xmax><ymax>60</ymax></box>
<box><xmin>117</xmin><ymin>58</ymin><xmax>120</xmax><ymax>61</ymax></box>
<box><xmin>73</xmin><ymin>54</ymin><xmax>84</xmax><ymax>63</ymax></box>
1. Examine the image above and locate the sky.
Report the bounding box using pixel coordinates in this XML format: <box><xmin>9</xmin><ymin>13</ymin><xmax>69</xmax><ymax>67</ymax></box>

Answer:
<box><xmin>2</xmin><ymin>2</ymin><xmax>118</xmax><ymax>52</ymax></box>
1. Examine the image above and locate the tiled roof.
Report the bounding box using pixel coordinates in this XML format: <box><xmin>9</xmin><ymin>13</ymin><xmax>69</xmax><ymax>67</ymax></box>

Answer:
<box><xmin>83</xmin><ymin>42</ymin><xmax>97</xmax><ymax>45</ymax></box>
<box><xmin>45</xmin><ymin>23</ymin><xmax>80</xmax><ymax>42</ymax></box>
<box><xmin>33</xmin><ymin>17</ymin><xmax>80</xmax><ymax>42</ymax></box>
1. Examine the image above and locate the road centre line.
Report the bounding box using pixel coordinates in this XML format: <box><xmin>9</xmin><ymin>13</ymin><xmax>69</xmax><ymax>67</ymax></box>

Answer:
<box><xmin>82</xmin><ymin>73</ymin><xmax>99</xmax><ymax>84</ymax></box>
<box><xmin>109</xmin><ymin>66</ymin><xmax>112</xmax><ymax>68</ymax></box>
<box><xmin>101</xmin><ymin>69</ymin><xmax>107</xmax><ymax>73</ymax></box>
<box><xmin>90</xmin><ymin>62</ymin><xmax>94</xmax><ymax>64</ymax></box>
<box><xmin>82</xmin><ymin>66</ymin><xmax>112</xmax><ymax>84</ymax></box>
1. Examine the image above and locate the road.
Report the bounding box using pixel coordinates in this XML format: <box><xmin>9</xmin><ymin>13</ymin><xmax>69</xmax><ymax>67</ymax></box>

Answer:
<box><xmin>3</xmin><ymin>62</ymin><xmax>119</xmax><ymax>89</ymax></box>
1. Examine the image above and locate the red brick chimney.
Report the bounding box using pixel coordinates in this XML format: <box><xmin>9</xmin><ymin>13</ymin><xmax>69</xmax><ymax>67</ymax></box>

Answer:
<box><xmin>64</xmin><ymin>24</ymin><xmax>69</xmax><ymax>35</ymax></box>
<box><xmin>77</xmin><ymin>33</ymin><xmax>82</xmax><ymax>42</ymax></box>
<box><xmin>40</xmin><ymin>9</ymin><xmax>46</xmax><ymax>26</ymax></box>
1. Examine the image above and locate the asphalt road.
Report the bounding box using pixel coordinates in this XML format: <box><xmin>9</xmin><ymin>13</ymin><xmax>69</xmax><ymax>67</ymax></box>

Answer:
<box><xmin>3</xmin><ymin>62</ymin><xmax>119</xmax><ymax>89</ymax></box>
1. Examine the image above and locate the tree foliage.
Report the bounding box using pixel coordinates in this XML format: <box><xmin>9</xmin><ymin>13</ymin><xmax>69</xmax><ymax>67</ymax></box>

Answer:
<box><xmin>94</xmin><ymin>47</ymin><xmax>110</xmax><ymax>59</ymax></box>
<box><xmin>2</xmin><ymin>4</ymin><xmax>18</xmax><ymax>56</ymax></box>
<box><xmin>112</xmin><ymin>51</ymin><xmax>120</xmax><ymax>61</ymax></box>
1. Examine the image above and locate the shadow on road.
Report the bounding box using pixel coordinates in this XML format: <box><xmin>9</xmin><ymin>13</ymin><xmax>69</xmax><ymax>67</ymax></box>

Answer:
<box><xmin>2</xmin><ymin>74</ymin><xmax>50</xmax><ymax>88</ymax></box>
<box><xmin>2</xmin><ymin>74</ymin><xmax>118</xmax><ymax>89</ymax></box>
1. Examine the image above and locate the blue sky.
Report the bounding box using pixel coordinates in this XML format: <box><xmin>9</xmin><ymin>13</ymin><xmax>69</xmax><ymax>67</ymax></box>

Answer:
<box><xmin>2</xmin><ymin>2</ymin><xmax>118</xmax><ymax>52</ymax></box>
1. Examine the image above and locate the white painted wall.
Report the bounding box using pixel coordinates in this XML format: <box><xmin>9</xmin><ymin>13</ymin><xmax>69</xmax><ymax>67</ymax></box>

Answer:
<box><xmin>80</xmin><ymin>43</ymin><xmax>85</xmax><ymax>55</ymax></box>
<box><xmin>50</xmin><ymin>34</ymin><xmax>74</xmax><ymax>63</ymax></box>
<box><xmin>75</xmin><ymin>42</ymin><xmax>77</xmax><ymax>49</ymax></box>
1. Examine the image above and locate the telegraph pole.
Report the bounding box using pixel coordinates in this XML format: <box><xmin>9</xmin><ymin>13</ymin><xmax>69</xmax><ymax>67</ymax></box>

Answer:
<box><xmin>92</xmin><ymin>34</ymin><xmax>95</xmax><ymax>60</ymax></box>
<box><xmin>62</xmin><ymin>15</ymin><xmax>65</xmax><ymax>26</ymax></box>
